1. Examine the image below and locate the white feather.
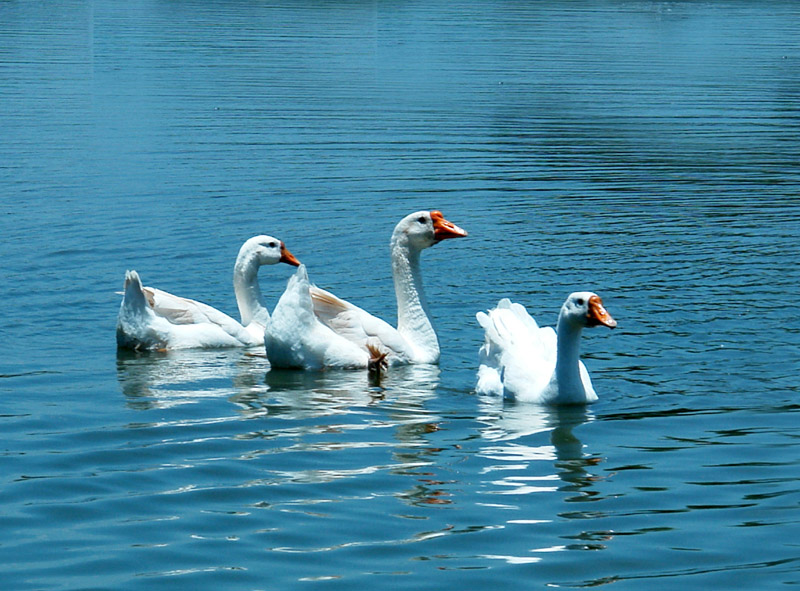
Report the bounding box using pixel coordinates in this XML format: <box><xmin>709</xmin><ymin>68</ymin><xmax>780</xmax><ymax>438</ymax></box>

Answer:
<box><xmin>265</xmin><ymin>210</ymin><xmax>467</xmax><ymax>369</ymax></box>
<box><xmin>116</xmin><ymin>235</ymin><xmax>298</xmax><ymax>350</ymax></box>
<box><xmin>476</xmin><ymin>292</ymin><xmax>615</xmax><ymax>405</ymax></box>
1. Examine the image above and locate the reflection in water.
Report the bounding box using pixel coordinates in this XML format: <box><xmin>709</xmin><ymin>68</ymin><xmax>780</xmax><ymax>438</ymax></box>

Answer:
<box><xmin>477</xmin><ymin>396</ymin><xmax>611</xmax><ymax>562</ymax></box>
<box><xmin>250</xmin><ymin>365</ymin><xmax>452</xmax><ymax>509</ymax></box>
<box><xmin>235</xmin><ymin>367</ymin><xmax>381</xmax><ymax>420</ymax></box>
<box><xmin>479</xmin><ymin>394</ymin><xmax>593</xmax><ymax>457</ymax></box>
<box><xmin>233</xmin><ymin>363</ymin><xmax>442</xmax><ymax>421</ymax></box>
<box><xmin>117</xmin><ymin>348</ymin><xmax>442</xmax><ymax>424</ymax></box>
<box><xmin>118</xmin><ymin>350</ymin><xmax>448</xmax><ymax>506</ymax></box>
<box><xmin>372</xmin><ymin>365</ymin><xmax>453</xmax><ymax>507</ymax></box>
<box><xmin>116</xmin><ymin>348</ymin><xmax>268</xmax><ymax>410</ymax></box>
<box><xmin>234</xmin><ymin>365</ymin><xmax>449</xmax><ymax>515</ymax></box>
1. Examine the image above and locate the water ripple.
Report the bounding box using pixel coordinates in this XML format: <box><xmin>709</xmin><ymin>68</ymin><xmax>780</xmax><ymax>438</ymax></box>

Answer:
<box><xmin>3</xmin><ymin>1</ymin><xmax>800</xmax><ymax>589</ymax></box>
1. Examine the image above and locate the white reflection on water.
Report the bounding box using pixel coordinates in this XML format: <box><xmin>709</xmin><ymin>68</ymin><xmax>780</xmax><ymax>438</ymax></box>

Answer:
<box><xmin>117</xmin><ymin>348</ymin><xmax>442</xmax><ymax>424</ymax></box>
<box><xmin>116</xmin><ymin>348</ymin><xmax>268</xmax><ymax>409</ymax></box>
<box><xmin>476</xmin><ymin>396</ymin><xmax>615</xmax><ymax>565</ymax></box>
<box><xmin>479</xmin><ymin>395</ymin><xmax>594</xmax><ymax>442</ymax></box>
<box><xmin>241</xmin><ymin>363</ymin><xmax>441</xmax><ymax>422</ymax></box>
<box><xmin>477</xmin><ymin>395</ymin><xmax>603</xmax><ymax>500</ymax></box>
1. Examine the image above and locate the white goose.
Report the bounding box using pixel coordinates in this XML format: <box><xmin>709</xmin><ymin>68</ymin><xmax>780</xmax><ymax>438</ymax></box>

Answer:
<box><xmin>265</xmin><ymin>210</ymin><xmax>468</xmax><ymax>370</ymax></box>
<box><xmin>116</xmin><ymin>235</ymin><xmax>300</xmax><ymax>351</ymax></box>
<box><xmin>476</xmin><ymin>292</ymin><xmax>617</xmax><ymax>404</ymax></box>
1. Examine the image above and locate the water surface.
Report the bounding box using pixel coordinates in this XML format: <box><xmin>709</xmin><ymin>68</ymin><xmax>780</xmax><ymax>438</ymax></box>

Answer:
<box><xmin>2</xmin><ymin>1</ymin><xmax>799</xmax><ymax>589</ymax></box>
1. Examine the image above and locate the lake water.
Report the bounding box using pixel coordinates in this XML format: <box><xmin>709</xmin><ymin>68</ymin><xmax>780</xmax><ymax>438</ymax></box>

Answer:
<box><xmin>2</xmin><ymin>0</ymin><xmax>800</xmax><ymax>588</ymax></box>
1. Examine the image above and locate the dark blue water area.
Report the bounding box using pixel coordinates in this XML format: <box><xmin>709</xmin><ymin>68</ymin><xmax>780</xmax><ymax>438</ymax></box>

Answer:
<box><xmin>2</xmin><ymin>1</ymin><xmax>800</xmax><ymax>589</ymax></box>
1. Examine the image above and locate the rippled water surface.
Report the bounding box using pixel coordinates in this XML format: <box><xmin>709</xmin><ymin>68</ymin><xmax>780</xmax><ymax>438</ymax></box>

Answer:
<box><xmin>2</xmin><ymin>1</ymin><xmax>800</xmax><ymax>589</ymax></box>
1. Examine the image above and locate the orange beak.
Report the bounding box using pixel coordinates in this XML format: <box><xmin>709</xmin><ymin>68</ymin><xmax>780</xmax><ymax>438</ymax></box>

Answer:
<box><xmin>279</xmin><ymin>242</ymin><xmax>301</xmax><ymax>267</ymax></box>
<box><xmin>431</xmin><ymin>210</ymin><xmax>468</xmax><ymax>243</ymax></box>
<box><xmin>587</xmin><ymin>295</ymin><xmax>617</xmax><ymax>328</ymax></box>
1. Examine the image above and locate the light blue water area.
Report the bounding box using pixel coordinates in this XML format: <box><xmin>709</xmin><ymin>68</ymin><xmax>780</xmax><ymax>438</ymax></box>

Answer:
<box><xmin>2</xmin><ymin>1</ymin><xmax>800</xmax><ymax>589</ymax></box>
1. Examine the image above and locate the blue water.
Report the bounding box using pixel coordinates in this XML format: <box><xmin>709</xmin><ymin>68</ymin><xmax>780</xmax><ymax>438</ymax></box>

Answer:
<box><xmin>2</xmin><ymin>1</ymin><xmax>800</xmax><ymax>589</ymax></box>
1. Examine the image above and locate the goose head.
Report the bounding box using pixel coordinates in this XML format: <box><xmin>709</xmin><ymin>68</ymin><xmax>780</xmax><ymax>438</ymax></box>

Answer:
<box><xmin>561</xmin><ymin>292</ymin><xmax>617</xmax><ymax>329</ymax></box>
<box><xmin>393</xmin><ymin>210</ymin><xmax>468</xmax><ymax>251</ymax></box>
<box><xmin>241</xmin><ymin>235</ymin><xmax>301</xmax><ymax>267</ymax></box>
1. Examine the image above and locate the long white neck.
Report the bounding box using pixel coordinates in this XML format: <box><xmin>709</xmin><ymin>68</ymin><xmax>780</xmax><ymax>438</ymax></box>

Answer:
<box><xmin>554</xmin><ymin>314</ymin><xmax>586</xmax><ymax>403</ymax></box>
<box><xmin>391</xmin><ymin>234</ymin><xmax>439</xmax><ymax>363</ymax></box>
<box><xmin>233</xmin><ymin>250</ymin><xmax>269</xmax><ymax>328</ymax></box>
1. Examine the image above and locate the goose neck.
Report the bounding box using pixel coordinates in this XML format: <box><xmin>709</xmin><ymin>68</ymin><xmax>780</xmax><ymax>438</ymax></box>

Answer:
<box><xmin>391</xmin><ymin>236</ymin><xmax>438</xmax><ymax>361</ymax></box>
<box><xmin>233</xmin><ymin>251</ymin><xmax>268</xmax><ymax>328</ymax></box>
<box><xmin>554</xmin><ymin>313</ymin><xmax>585</xmax><ymax>398</ymax></box>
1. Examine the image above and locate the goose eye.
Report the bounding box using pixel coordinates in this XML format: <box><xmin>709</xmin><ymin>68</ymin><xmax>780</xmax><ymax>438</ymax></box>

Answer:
<box><xmin>576</xmin><ymin>298</ymin><xmax>585</xmax><ymax>306</ymax></box>
<box><xmin>417</xmin><ymin>216</ymin><xmax>427</xmax><ymax>224</ymax></box>
<box><xmin>268</xmin><ymin>242</ymin><xmax>277</xmax><ymax>248</ymax></box>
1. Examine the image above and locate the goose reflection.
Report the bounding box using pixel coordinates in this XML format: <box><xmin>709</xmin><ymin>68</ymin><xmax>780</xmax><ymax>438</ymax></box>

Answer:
<box><xmin>229</xmin><ymin>363</ymin><xmax>441</xmax><ymax>422</ymax></box>
<box><xmin>117</xmin><ymin>352</ymin><xmax>450</xmax><ymax>505</ymax></box>
<box><xmin>233</xmin><ymin>364</ymin><xmax>444</xmax><ymax>501</ymax></box>
<box><xmin>252</xmin><ymin>364</ymin><xmax>449</xmax><ymax>507</ymax></box>
<box><xmin>116</xmin><ymin>347</ymin><xmax>268</xmax><ymax>410</ymax></box>
<box><xmin>117</xmin><ymin>347</ymin><xmax>441</xmax><ymax>421</ymax></box>
<box><xmin>478</xmin><ymin>395</ymin><xmax>598</xmax><ymax>497</ymax></box>
<box><xmin>231</xmin><ymin>366</ymin><xmax>384</xmax><ymax>420</ymax></box>
<box><xmin>476</xmin><ymin>398</ymin><xmax>612</xmax><ymax>566</ymax></box>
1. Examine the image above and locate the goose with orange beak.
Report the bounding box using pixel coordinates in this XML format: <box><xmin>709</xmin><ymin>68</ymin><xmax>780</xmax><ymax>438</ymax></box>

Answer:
<box><xmin>117</xmin><ymin>235</ymin><xmax>301</xmax><ymax>350</ymax></box>
<box><xmin>265</xmin><ymin>210</ymin><xmax>468</xmax><ymax>370</ymax></box>
<box><xmin>476</xmin><ymin>291</ymin><xmax>616</xmax><ymax>404</ymax></box>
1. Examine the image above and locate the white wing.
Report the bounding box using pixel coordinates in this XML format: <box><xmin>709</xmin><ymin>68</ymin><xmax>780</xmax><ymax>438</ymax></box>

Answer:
<box><xmin>116</xmin><ymin>271</ymin><xmax>257</xmax><ymax>349</ymax></box>
<box><xmin>476</xmin><ymin>299</ymin><xmax>556</xmax><ymax>401</ymax></box>
<box><xmin>265</xmin><ymin>265</ymin><xmax>369</xmax><ymax>369</ymax></box>
<box><xmin>309</xmin><ymin>285</ymin><xmax>412</xmax><ymax>362</ymax></box>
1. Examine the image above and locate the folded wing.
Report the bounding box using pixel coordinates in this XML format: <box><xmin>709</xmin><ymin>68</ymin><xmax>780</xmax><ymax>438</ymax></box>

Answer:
<box><xmin>309</xmin><ymin>285</ymin><xmax>412</xmax><ymax>362</ymax></box>
<box><xmin>476</xmin><ymin>299</ymin><xmax>556</xmax><ymax>398</ymax></box>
